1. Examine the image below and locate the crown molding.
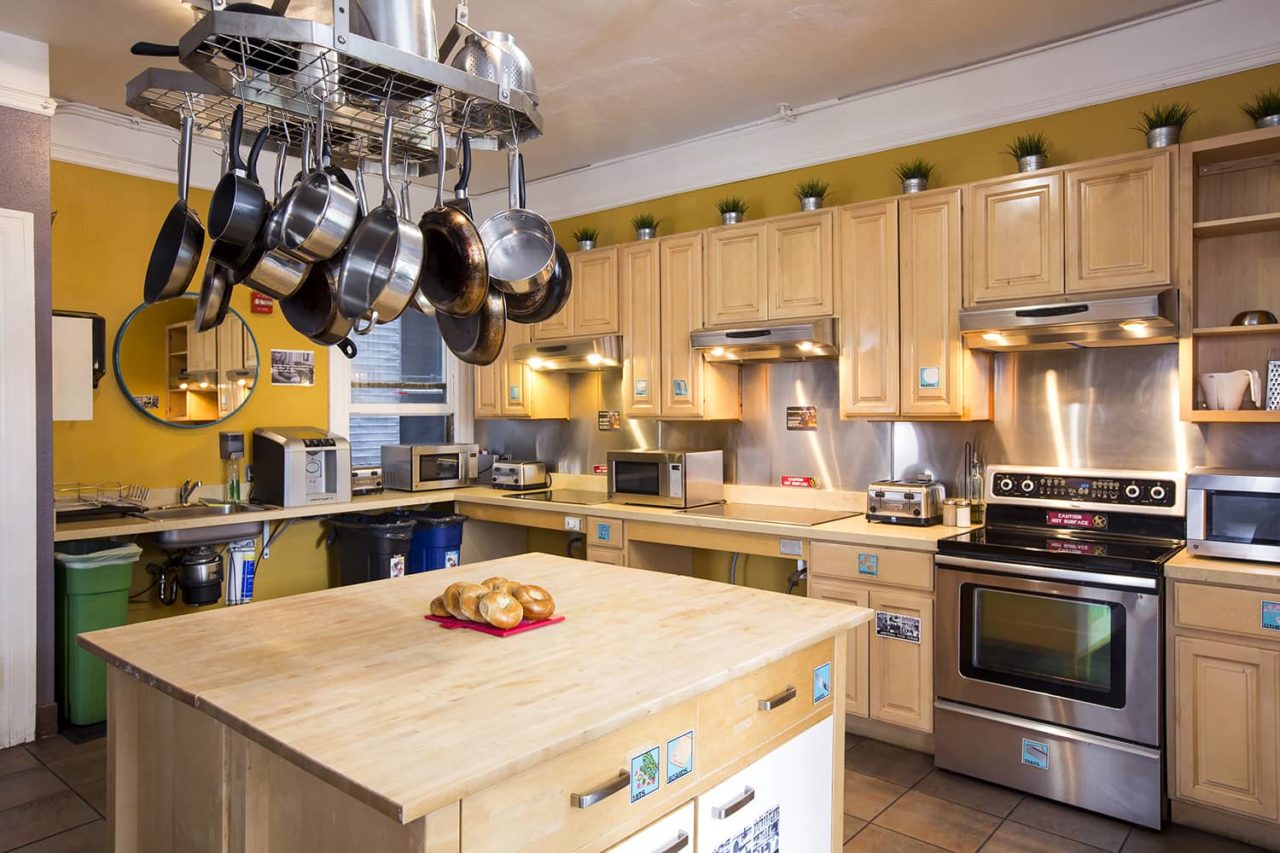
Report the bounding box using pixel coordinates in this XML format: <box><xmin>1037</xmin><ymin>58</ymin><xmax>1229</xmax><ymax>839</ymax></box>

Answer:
<box><xmin>0</xmin><ymin>84</ymin><xmax>56</xmax><ymax>117</ymax></box>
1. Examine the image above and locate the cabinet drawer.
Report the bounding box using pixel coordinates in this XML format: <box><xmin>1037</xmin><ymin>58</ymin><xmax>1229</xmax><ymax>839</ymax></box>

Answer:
<box><xmin>698</xmin><ymin>640</ymin><xmax>835</xmax><ymax>774</ymax></box>
<box><xmin>1174</xmin><ymin>582</ymin><xmax>1280</xmax><ymax>643</ymax></box>
<box><xmin>588</xmin><ymin>517</ymin><xmax>625</xmax><ymax>550</ymax></box>
<box><xmin>810</xmin><ymin>541</ymin><xmax>933</xmax><ymax>590</ymax></box>
<box><xmin>587</xmin><ymin>546</ymin><xmax>626</xmax><ymax>566</ymax></box>
<box><xmin>606</xmin><ymin>802</ymin><xmax>694</xmax><ymax>853</ymax></box>
<box><xmin>462</xmin><ymin>699</ymin><xmax>699</xmax><ymax>852</ymax></box>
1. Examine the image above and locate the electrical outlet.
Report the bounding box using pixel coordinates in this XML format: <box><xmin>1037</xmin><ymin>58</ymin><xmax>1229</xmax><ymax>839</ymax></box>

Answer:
<box><xmin>564</xmin><ymin>516</ymin><xmax>583</xmax><ymax>532</ymax></box>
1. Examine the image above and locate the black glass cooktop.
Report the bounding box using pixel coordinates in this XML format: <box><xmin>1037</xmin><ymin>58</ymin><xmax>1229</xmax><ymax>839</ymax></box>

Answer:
<box><xmin>938</xmin><ymin>525</ymin><xmax>1184</xmax><ymax>577</ymax></box>
<box><xmin>506</xmin><ymin>489</ymin><xmax>609</xmax><ymax>506</ymax></box>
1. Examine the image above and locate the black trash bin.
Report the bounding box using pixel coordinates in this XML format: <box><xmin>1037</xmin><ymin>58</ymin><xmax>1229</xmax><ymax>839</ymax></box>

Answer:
<box><xmin>326</xmin><ymin>514</ymin><xmax>417</xmax><ymax>586</ymax></box>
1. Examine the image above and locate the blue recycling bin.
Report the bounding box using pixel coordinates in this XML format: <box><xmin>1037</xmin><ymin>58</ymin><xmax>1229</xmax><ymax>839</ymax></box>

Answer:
<box><xmin>408</xmin><ymin>514</ymin><xmax>467</xmax><ymax>573</ymax></box>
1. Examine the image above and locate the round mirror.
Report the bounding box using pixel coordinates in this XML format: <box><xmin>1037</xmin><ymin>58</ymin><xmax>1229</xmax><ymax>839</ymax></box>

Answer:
<box><xmin>113</xmin><ymin>294</ymin><xmax>259</xmax><ymax>427</ymax></box>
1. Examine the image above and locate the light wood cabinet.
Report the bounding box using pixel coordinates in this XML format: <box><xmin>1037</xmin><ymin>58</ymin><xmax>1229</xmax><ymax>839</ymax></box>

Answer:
<box><xmin>1174</xmin><ymin>635</ymin><xmax>1279</xmax><ymax>820</ymax></box>
<box><xmin>532</xmin><ymin>246</ymin><xmax>619</xmax><ymax>341</ymax></box>
<box><xmin>704</xmin><ymin>223</ymin><xmax>767</xmax><ymax>327</ymax></box>
<box><xmin>810</xmin><ymin>577</ymin><xmax>870</xmax><ymax>719</ymax></box>
<box><xmin>838</xmin><ymin>200</ymin><xmax>899</xmax><ymax>417</ymax></box>
<box><xmin>968</xmin><ymin>172</ymin><xmax>1063</xmax><ymax>304</ymax></box>
<box><xmin>473</xmin><ymin>321</ymin><xmax>569</xmax><ymax>419</ymax></box>
<box><xmin>1065</xmin><ymin>149</ymin><xmax>1171</xmax><ymax>293</ymax></box>
<box><xmin>474</xmin><ymin>357</ymin><xmax>503</xmax><ymax>418</ymax></box>
<box><xmin>621</xmin><ymin>240</ymin><xmax>662</xmax><ymax>417</ymax></box>
<box><xmin>868</xmin><ymin>589</ymin><xmax>933</xmax><ymax>733</ymax></box>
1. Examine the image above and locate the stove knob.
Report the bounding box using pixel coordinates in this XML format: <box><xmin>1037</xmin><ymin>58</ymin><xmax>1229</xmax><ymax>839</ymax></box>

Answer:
<box><xmin>998</xmin><ymin>478</ymin><xmax>1014</xmax><ymax>492</ymax></box>
<box><xmin>1125</xmin><ymin>484</ymin><xmax>1142</xmax><ymax>500</ymax></box>
<box><xmin>1150</xmin><ymin>485</ymin><xmax>1166</xmax><ymax>501</ymax></box>
<box><xmin>1021</xmin><ymin>479</ymin><xmax>1036</xmax><ymax>493</ymax></box>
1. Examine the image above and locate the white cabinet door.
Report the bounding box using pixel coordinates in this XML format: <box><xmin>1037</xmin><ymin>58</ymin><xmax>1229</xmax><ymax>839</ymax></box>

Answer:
<box><xmin>608</xmin><ymin>801</ymin><xmax>694</xmax><ymax>853</ymax></box>
<box><xmin>695</xmin><ymin>716</ymin><xmax>832</xmax><ymax>853</ymax></box>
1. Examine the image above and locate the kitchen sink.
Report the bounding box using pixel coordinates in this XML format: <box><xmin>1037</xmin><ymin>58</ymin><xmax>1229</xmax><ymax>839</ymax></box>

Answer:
<box><xmin>145</xmin><ymin>503</ymin><xmax>268</xmax><ymax>549</ymax></box>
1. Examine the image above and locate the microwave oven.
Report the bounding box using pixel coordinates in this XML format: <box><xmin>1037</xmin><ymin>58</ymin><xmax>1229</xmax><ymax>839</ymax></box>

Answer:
<box><xmin>1187</xmin><ymin>467</ymin><xmax>1280</xmax><ymax>564</ymax></box>
<box><xmin>382</xmin><ymin>443</ymin><xmax>478</xmax><ymax>492</ymax></box>
<box><xmin>606</xmin><ymin>450</ymin><xmax>724</xmax><ymax>508</ymax></box>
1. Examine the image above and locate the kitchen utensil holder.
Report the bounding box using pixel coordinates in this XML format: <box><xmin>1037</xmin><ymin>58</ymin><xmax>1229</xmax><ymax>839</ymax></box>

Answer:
<box><xmin>1268</xmin><ymin>348</ymin><xmax>1280</xmax><ymax>411</ymax></box>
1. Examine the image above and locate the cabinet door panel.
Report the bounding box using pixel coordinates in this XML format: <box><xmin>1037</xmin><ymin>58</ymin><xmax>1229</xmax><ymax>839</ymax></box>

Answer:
<box><xmin>474</xmin><ymin>359</ymin><xmax>503</xmax><ymax>418</ymax></box>
<box><xmin>1065</xmin><ymin>150</ymin><xmax>1171</xmax><ymax>293</ymax></box>
<box><xmin>838</xmin><ymin>201</ymin><xmax>899</xmax><ymax>417</ymax></box>
<box><xmin>500</xmin><ymin>321</ymin><xmax>532</xmax><ymax>417</ymax></box>
<box><xmin>532</xmin><ymin>255</ymin><xmax>576</xmax><ymax>341</ymax></box>
<box><xmin>573</xmin><ymin>246</ymin><xmax>620</xmax><ymax>335</ymax></box>
<box><xmin>899</xmin><ymin>189</ymin><xmax>964</xmax><ymax>417</ymax></box>
<box><xmin>705</xmin><ymin>224</ymin><xmax>767</xmax><ymax>327</ymax></box>
<box><xmin>621</xmin><ymin>241</ymin><xmax>662</xmax><ymax>418</ymax></box>
<box><xmin>768</xmin><ymin>210</ymin><xmax>835</xmax><ymax>319</ymax></box>
<box><xmin>969</xmin><ymin>173</ymin><xmax>1063</xmax><ymax>305</ymax></box>
<box><xmin>868</xmin><ymin>589</ymin><xmax>933</xmax><ymax>732</ymax></box>
<box><xmin>809</xmin><ymin>576</ymin><xmax>870</xmax><ymax>719</ymax></box>
<box><xmin>1174</xmin><ymin>636</ymin><xmax>1279</xmax><ymax>819</ymax></box>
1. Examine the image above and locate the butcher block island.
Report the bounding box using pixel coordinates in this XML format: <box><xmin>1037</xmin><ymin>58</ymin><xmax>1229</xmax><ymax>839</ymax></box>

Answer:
<box><xmin>79</xmin><ymin>553</ymin><xmax>870</xmax><ymax>852</ymax></box>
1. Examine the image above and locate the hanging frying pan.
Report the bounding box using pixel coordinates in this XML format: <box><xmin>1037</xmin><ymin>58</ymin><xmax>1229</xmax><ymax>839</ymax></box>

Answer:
<box><xmin>417</xmin><ymin>123</ymin><xmax>487</xmax><ymax>318</ymax></box>
<box><xmin>194</xmin><ymin>261</ymin><xmax>234</xmax><ymax>333</ymax></box>
<box><xmin>131</xmin><ymin>2</ymin><xmax>300</xmax><ymax>75</ymax></box>
<box><xmin>143</xmin><ymin>114</ymin><xmax>204</xmax><ymax>303</ymax></box>
<box><xmin>437</xmin><ymin>284</ymin><xmax>507</xmax><ymax>366</ymax></box>
<box><xmin>208</xmin><ymin>107</ymin><xmax>269</xmax><ymax>245</ymax></box>
<box><xmin>507</xmin><ymin>243</ymin><xmax>572</xmax><ymax>325</ymax></box>
<box><xmin>280</xmin><ymin>260</ymin><xmax>358</xmax><ymax>359</ymax></box>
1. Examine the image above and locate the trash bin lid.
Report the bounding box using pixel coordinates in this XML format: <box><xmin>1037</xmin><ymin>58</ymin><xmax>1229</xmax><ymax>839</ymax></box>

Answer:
<box><xmin>412</xmin><ymin>513</ymin><xmax>468</xmax><ymax>528</ymax></box>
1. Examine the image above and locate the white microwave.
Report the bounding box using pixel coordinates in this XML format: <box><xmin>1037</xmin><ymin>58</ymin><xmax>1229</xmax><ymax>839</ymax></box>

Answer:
<box><xmin>1187</xmin><ymin>468</ymin><xmax>1280</xmax><ymax>564</ymax></box>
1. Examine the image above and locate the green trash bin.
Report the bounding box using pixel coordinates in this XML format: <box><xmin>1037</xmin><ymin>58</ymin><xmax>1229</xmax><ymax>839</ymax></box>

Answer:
<box><xmin>54</xmin><ymin>541</ymin><xmax>141</xmax><ymax>725</ymax></box>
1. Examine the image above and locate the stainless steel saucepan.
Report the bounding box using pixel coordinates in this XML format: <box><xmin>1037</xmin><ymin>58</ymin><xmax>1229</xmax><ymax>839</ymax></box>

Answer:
<box><xmin>281</xmin><ymin>105</ymin><xmax>359</xmax><ymax>263</ymax></box>
<box><xmin>235</xmin><ymin>139</ymin><xmax>310</xmax><ymax>299</ymax></box>
<box><xmin>479</xmin><ymin>150</ymin><xmax>556</xmax><ymax>294</ymax></box>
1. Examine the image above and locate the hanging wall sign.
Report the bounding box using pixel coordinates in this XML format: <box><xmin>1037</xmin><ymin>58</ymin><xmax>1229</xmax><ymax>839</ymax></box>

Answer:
<box><xmin>786</xmin><ymin>405</ymin><xmax>818</xmax><ymax>430</ymax></box>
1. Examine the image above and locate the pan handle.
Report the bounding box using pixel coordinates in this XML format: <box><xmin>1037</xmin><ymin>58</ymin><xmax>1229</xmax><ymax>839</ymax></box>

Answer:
<box><xmin>507</xmin><ymin>148</ymin><xmax>521</xmax><ymax>210</ymax></box>
<box><xmin>453</xmin><ymin>133</ymin><xmax>471</xmax><ymax>198</ymax></box>
<box><xmin>177</xmin><ymin>114</ymin><xmax>194</xmax><ymax>205</ymax></box>
<box><xmin>380</xmin><ymin>115</ymin><xmax>397</xmax><ymax>212</ymax></box>
<box><xmin>227</xmin><ymin>103</ymin><xmax>247</xmax><ymax>176</ymax></box>
<box><xmin>131</xmin><ymin>42</ymin><xmax>180</xmax><ymax>57</ymax></box>
<box><xmin>517</xmin><ymin>153</ymin><xmax>527</xmax><ymax>209</ymax></box>
<box><xmin>336</xmin><ymin>338</ymin><xmax>358</xmax><ymax>359</ymax></box>
<box><xmin>246</xmin><ymin>126</ymin><xmax>270</xmax><ymax>184</ymax></box>
<box><xmin>353</xmin><ymin>310</ymin><xmax>379</xmax><ymax>335</ymax></box>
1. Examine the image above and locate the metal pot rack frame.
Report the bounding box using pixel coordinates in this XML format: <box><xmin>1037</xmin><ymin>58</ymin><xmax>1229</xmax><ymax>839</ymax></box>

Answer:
<box><xmin>124</xmin><ymin>1</ymin><xmax>542</xmax><ymax>174</ymax></box>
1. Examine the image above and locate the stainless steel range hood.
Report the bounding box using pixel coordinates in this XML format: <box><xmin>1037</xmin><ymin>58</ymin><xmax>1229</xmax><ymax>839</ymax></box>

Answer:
<box><xmin>691</xmin><ymin>318</ymin><xmax>837</xmax><ymax>363</ymax></box>
<box><xmin>512</xmin><ymin>336</ymin><xmax>621</xmax><ymax>371</ymax></box>
<box><xmin>961</xmin><ymin>289</ymin><xmax>1178</xmax><ymax>351</ymax></box>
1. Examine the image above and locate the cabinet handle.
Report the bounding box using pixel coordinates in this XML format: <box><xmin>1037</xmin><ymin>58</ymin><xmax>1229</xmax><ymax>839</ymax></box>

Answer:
<box><xmin>651</xmin><ymin>830</ymin><xmax>689</xmax><ymax>853</ymax></box>
<box><xmin>711</xmin><ymin>786</ymin><xmax>756</xmax><ymax>819</ymax></box>
<box><xmin>758</xmin><ymin>685</ymin><xmax>796</xmax><ymax>711</ymax></box>
<box><xmin>570</xmin><ymin>770</ymin><xmax>629</xmax><ymax>809</ymax></box>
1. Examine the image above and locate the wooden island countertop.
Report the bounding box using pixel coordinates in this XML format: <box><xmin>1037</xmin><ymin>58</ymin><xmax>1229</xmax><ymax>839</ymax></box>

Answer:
<box><xmin>81</xmin><ymin>552</ymin><xmax>870</xmax><ymax>843</ymax></box>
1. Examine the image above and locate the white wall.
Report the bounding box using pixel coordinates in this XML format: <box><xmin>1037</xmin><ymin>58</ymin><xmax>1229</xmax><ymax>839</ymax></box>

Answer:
<box><xmin>0</xmin><ymin>31</ymin><xmax>55</xmax><ymax>116</ymax></box>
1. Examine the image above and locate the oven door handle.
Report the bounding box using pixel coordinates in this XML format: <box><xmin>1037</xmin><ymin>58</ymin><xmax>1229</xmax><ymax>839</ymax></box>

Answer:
<box><xmin>935</xmin><ymin>555</ymin><xmax>1158</xmax><ymax>590</ymax></box>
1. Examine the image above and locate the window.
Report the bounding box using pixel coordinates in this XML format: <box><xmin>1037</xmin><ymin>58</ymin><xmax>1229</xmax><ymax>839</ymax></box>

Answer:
<box><xmin>329</xmin><ymin>310</ymin><xmax>470</xmax><ymax>467</ymax></box>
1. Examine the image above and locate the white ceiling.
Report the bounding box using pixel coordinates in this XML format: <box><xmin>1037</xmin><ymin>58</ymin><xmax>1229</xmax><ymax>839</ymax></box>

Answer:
<box><xmin>7</xmin><ymin>0</ymin><xmax>1194</xmax><ymax>192</ymax></box>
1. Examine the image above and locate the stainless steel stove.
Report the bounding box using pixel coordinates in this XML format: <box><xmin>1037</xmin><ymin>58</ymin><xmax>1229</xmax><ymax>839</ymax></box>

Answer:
<box><xmin>681</xmin><ymin>503</ymin><xmax>860</xmax><ymax>527</ymax></box>
<box><xmin>934</xmin><ymin>465</ymin><xmax>1185</xmax><ymax>829</ymax></box>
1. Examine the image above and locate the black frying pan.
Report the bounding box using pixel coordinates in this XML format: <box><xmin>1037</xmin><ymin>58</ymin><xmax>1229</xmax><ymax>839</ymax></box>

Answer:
<box><xmin>143</xmin><ymin>114</ymin><xmax>204</xmax><ymax>304</ymax></box>
<box><xmin>418</xmin><ymin>125</ymin><xmax>487</xmax><ymax>318</ymax></box>
<box><xmin>132</xmin><ymin>2</ymin><xmax>299</xmax><ymax>73</ymax></box>
<box><xmin>194</xmin><ymin>261</ymin><xmax>233</xmax><ymax>333</ymax></box>
<box><xmin>507</xmin><ymin>243</ymin><xmax>572</xmax><ymax>325</ymax></box>
<box><xmin>209</xmin><ymin>107</ymin><xmax>269</xmax><ymax>245</ymax></box>
<box><xmin>280</xmin><ymin>261</ymin><xmax>358</xmax><ymax>359</ymax></box>
<box><xmin>437</xmin><ymin>284</ymin><xmax>507</xmax><ymax>366</ymax></box>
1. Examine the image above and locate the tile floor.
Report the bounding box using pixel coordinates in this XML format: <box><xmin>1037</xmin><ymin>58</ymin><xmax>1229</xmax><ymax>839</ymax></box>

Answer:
<box><xmin>0</xmin><ymin>731</ymin><xmax>1269</xmax><ymax>851</ymax></box>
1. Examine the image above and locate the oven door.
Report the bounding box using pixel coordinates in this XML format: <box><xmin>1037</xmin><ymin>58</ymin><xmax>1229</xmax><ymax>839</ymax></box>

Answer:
<box><xmin>607</xmin><ymin>454</ymin><xmax>679</xmax><ymax>507</ymax></box>
<box><xmin>936</xmin><ymin>556</ymin><xmax>1161</xmax><ymax>746</ymax></box>
<box><xmin>411</xmin><ymin>449</ymin><xmax>468</xmax><ymax>490</ymax></box>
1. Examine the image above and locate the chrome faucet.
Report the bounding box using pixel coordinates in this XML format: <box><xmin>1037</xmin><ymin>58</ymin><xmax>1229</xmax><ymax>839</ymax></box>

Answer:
<box><xmin>178</xmin><ymin>479</ymin><xmax>202</xmax><ymax>506</ymax></box>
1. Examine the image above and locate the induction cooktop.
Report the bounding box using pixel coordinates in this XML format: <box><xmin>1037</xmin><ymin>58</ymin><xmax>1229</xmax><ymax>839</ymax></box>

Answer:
<box><xmin>682</xmin><ymin>503</ymin><xmax>860</xmax><ymax>527</ymax></box>
<box><xmin>505</xmin><ymin>489</ymin><xmax>610</xmax><ymax>506</ymax></box>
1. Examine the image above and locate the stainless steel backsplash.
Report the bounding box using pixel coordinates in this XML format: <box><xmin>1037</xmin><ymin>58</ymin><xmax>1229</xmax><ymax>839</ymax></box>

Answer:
<box><xmin>476</xmin><ymin>345</ymin><xmax>1276</xmax><ymax>494</ymax></box>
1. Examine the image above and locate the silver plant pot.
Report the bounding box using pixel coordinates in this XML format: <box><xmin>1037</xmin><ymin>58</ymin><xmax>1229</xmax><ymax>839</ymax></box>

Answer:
<box><xmin>721</xmin><ymin>212</ymin><xmax>743</xmax><ymax>225</ymax></box>
<box><xmin>800</xmin><ymin>196</ymin><xmax>824</xmax><ymax>211</ymax></box>
<box><xmin>577</xmin><ymin>240</ymin><xmax>596</xmax><ymax>251</ymax></box>
<box><xmin>1146</xmin><ymin>126</ymin><xmax>1181</xmax><ymax>148</ymax></box>
<box><xmin>901</xmin><ymin>177</ymin><xmax>928</xmax><ymax>194</ymax></box>
<box><xmin>1017</xmin><ymin>154</ymin><xmax>1048</xmax><ymax>173</ymax></box>
<box><xmin>635</xmin><ymin>227</ymin><xmax>656</xmax><ymax>240</ymax></box>
<box><xmin>1256</xmin><ymin>114</ymin><xmax>1280</xmax><ymax>129</ymax></box>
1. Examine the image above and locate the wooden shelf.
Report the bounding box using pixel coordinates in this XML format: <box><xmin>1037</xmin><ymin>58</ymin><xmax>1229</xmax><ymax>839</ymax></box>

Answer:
<box><xmin>1184</xmin><ymin>409</ymin><xmax>1280</xmax><ymax>423</ymax></box>
<box><xmin>1192</xmin><ymin>211</ymin><xmax>1280</xmax><ymax>238</ymax></box>
<box><xmin>1192</xmin><ymin>323</ymin><xmax>1280</xmax><ymax>337</ymax></box>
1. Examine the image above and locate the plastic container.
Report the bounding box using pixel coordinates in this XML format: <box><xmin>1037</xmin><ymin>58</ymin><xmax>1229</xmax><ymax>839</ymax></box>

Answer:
<box><xmin>325</xmin><ymin>514</ymin><xmax>417</xmax><ymax>586</ymax></box>
<box><xmin>54</xmin><ymin>540</ymin><xmax>142</xmax><ymax>726</ymax></box>
<box><xmin>406</xmin><ymin>513</ymin><xmax>467</xmax><ymax>573</ymax></box>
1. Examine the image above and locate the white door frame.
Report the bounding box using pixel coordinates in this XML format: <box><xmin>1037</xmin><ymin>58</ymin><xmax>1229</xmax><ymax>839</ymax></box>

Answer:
<box><xmin>0</xmin><ymin>208</ymin><xmax>38</xmax><ymax>747</ymax></box>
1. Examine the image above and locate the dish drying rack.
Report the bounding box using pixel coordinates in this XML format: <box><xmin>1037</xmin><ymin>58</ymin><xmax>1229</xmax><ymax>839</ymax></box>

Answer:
<box><xmin>55</xmin><ymin>483</ymin><xmax>152</xmax><ymax>521</ymax></box>
<box><xmin>125</xmin><ymin>0</ymin><xmax>543</xmax><ymax>174</ymax></box>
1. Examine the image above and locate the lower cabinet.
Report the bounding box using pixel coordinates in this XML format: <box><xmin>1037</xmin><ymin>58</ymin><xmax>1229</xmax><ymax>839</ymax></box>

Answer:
<box><xmin>868</xmin><ymin>590</ymin><xmax>934</xmax><ymax>733</ymax></box>
<box><xmin>607</xmin><ymin>802</ymin><xmax>694</xmax><ymax>853</ymax></box>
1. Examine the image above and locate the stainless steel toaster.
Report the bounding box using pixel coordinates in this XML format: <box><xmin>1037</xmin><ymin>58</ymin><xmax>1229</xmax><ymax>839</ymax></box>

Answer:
<box><xmin>491</xmin><ymin>460</ymin><xmax>549</xmax><ymax>491</ymax></box>
<box><xmin>867</xmin><ymin>477</ymin><xmax>946</xmax><ymax>526</ymax></box>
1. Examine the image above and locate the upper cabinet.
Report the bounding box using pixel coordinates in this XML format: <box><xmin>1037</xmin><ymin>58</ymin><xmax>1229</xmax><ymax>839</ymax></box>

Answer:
<box><xmin>704</xmin><ymin>209</ymin><xmax>835</xmax><ymax>327</ymax></box>
<box><xmin>474</xmin><ymin>321</ymin><xmax>569</xmax><ymax>420</ymax></box>
<box><xmin>838</xmin><ymin>200</ymin><xmax>899</xmax><ymax>417</ymax></box>
<box><xmin>964</xmin><ymin>150</ymin><xmax>1172</xmax><ymax>307</ymax></box>
<box><xmin>532</xmin><ymin>246</ymin><xmax>619</xmax><ymax>341</ymax></box>
<box><xmin>620</xmin><ymin>240</ymin><xmax>663</xmax><ymax>418</ymax></box>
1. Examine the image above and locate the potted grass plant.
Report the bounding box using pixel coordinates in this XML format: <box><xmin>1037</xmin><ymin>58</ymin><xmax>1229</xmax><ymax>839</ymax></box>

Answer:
<box><xmin>631</xmin><ymin>213</ymin><xmax>661</xmax><ymax>240</ymax></box>
<box><xmin>794</xmin><ymin>178</ymin><xmax>831</xmax><ymax>211</ymax></box>
<box><xmin>894</xmin><ymin>158</ymin><xmax>934</xmax><ymax>194</ymax></box>
<box><xmin>716</xmin><ymin>196</ymin><xmax>750</xmax><ymax>225</ymax></box>
<box><xmin>1005</xmin><ymin>131</ymin><xmax>1050</xmax><ymax>173</ymax></box>
<box><xmin>1135</xmin><ymin>103</ymin><xmax>1196</xmax><ymax>148</ymax></box>
<box><xmin>571</xmin><ymin>227</ymin><xmax>598</xmax><ymax>251</ymax></box>
<box><xmin>1243</xmin><ymin>88</ymin><xmax>1280</xmax><ymax>129</ymax></box>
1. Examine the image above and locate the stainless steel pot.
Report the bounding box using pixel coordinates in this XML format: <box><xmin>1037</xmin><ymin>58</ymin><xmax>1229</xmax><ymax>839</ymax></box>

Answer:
<box><xmin>281</xmin><ymin>107</ymin><xmax>359</xmax><ymax>262</ymax></box>
<box><xmin>238</xmin><ymin>141</ymin><xmax>311</xmax><ymax>299</ymax></box>
<box><xmin>350</xmin><ymin>0</ymin><xmax>438</xmax><ymax>61</ymax></box>
<box><xmin>479</xmin><ymin>151</ymin><xmax>556</xmax><ymax>294</ymax></box>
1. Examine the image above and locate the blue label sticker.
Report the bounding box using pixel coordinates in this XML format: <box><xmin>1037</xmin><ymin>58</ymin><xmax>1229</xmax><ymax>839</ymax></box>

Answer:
<box><xmin>635</xmin><ymin>378</ymin><xmax>649</xmax><ymax>398</ymax></box>
<box><xmin>813</xmin><ymin>662</ymin><xmax>832</xmax><ymax>704</ymax></box>
<box><xmin>666</xmin><ymin>731</ymin><xmax>694</xmax><ymax>785</ymax></box>
<box><xmin>596</xmin><ymin>522</ymin><xmax>611</xmax><ymax>542</ymax></box>
<box><xmin>919</xmin><ymin>366</ymin><xmax>941</xmax><ymax>389</ymax></box>
<box><xmin>1022</xmin><ymin>738</ymin><xmax>1049</xmax><ymax>770</ymax></box>
<box><xmin>508</xmin><ymin>384</ymin><xmax>521</xmax><ymax>402</ymax></box>
<box><xmin>630</xmin><ymin>746</ymin><xmax>660</xmax><ymax>803</ymax></box>
<box><xmin>672</xmin><ymin>378</ymin><xmax>689</xmax><ymax>397</ymax></box>
<box><xmin>1264</xmin><ymin>601</ymin><xmax>1280</xmax><ymax>632</ymax></box>
<box><xmin>857</xmin><ymin>553</ymin><xmax>878</xmax><ymax>576</ymax></box>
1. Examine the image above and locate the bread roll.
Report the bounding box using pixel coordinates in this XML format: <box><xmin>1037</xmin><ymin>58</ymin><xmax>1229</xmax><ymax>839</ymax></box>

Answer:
<box><xmin>442</xmin><ymin>583</ymin><xmax>469</xmax><ymax>619</ymax></box>
<box><xmin>478</xmin><ymin>590</ymin><xmax>524</xmax><ymax>629</ymax></box>
<box><xmin>513</xmin><ymin>584</ymin><xmax>555</xmax><ymax>621</ymax></box>
<box><xmin>429</xmin><ymin>596</ymin><xmax>451</xmax><ymax>618</ymax></box>
<box><xmin>456</xmin><ymin>582</ymin><xmax>489</xmax><ymax>622</ymax></box>
<box><xmin>482</xmin><ymin>576</ymin><xmax>517</xmax><ymax>594</ymax></box>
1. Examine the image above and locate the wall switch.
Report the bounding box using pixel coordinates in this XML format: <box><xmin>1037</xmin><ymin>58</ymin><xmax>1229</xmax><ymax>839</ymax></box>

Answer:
<box><xmin>779</xmin><ymin>538</ymin><xmax>803</xmax><ymax>557</ymax></box>
<box><xmin>564</xmin><ymin>516</ymin><xmax>584</xmax><ymax>532</ymax></box>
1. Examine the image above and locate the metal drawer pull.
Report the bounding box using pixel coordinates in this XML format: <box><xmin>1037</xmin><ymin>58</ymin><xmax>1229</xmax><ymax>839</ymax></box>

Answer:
<box><xmin>758</xmin><ymin>685</ymin><xmax>796</xmax><ymax>711</ymax></box>
<box><xmin>711</xmin><ymin>786</ymin><xmax>756</xmax><ymax>819</ymax></box>
<box><xmin>570</xmin><ymin>770</ymin><xmax>629</xmax><ymax>809</ymax></box>
<box><xmin>651</xmin><ymin>830</ymin><xmax>689</xmax><ymax>853</ymax></box>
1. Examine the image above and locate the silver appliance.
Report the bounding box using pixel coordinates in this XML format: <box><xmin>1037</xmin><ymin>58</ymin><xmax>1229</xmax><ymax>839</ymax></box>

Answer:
<box><xmin>252</xmin><ymin>428</ymin><xmax>352</xmax><ymax>507</ymax></box>
<box><xmin>934</xmin><ymin>465</ymin><xmax>1185</xmax><ymax>829</ymax></box>
<box><xmin>351</xmin><ymin>465</ymin><xmax>383</xmax><ymax>496</ymax></box>
<box><xmin>607</xmin><ymin>450</ymin><xmax>724</xmax><ymax>509</ymax></box>
<box><xmin>867</xmin><ymin>476</ymin><xmax>945</xmax><ymax>526</ymax></box>
<box><xmin>691</xmin><ymin>318</ymin><xmax>837</xmax><ymax>363</ymax></box>
<box><xmin>961</xmin><ymin>288</ymin><xmax>1178</xmax><ymax>351</ymax></box>
<box><xmin>381</xmin><ymin>443</ymin><xmax>478</xmax><ymax>492</ymax></box>
<box><xmin>511</xmin><ymin>336</ymin><xmax>621</xmax><ymax>371</ymax></box>
<box><xmin>491</xmin><ymin>460</ymin><xmax>549</xmax><ymax>491</ymax></box>
<box><xmin>1187</xmin><ymin>467</ymin><xmax>1280</xmax><ymax>564</ymax></box>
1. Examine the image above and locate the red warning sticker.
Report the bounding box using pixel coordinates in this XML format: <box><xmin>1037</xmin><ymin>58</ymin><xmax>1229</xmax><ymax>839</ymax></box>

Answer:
<box><xmin>780</xmin><ymin>475</ymin><xmax>818</xmax><ymax>488</ymax></box>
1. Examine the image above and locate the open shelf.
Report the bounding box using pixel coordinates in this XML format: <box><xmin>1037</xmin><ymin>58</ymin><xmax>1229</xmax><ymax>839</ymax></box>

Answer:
<box><xmin>1192</xmin><ymin>323</ymin><xmax>1280</xmax><ymax>337</ymax></box>
<box><xmin>1193</xmin><ymin>211</ymin><xmax>1280</xmax><ymax>238</ymax></box>
<box><xmin>1184</xmin><ymin>409</ymin><xmax>1280</xmax><ymax>423</ymax></box>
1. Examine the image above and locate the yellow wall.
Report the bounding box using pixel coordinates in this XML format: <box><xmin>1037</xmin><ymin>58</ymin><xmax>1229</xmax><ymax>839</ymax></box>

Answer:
<box><xmin>552</xmin><ymin>63</ymin><xmax>1280</xmax><ymax>243</ymax></box>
